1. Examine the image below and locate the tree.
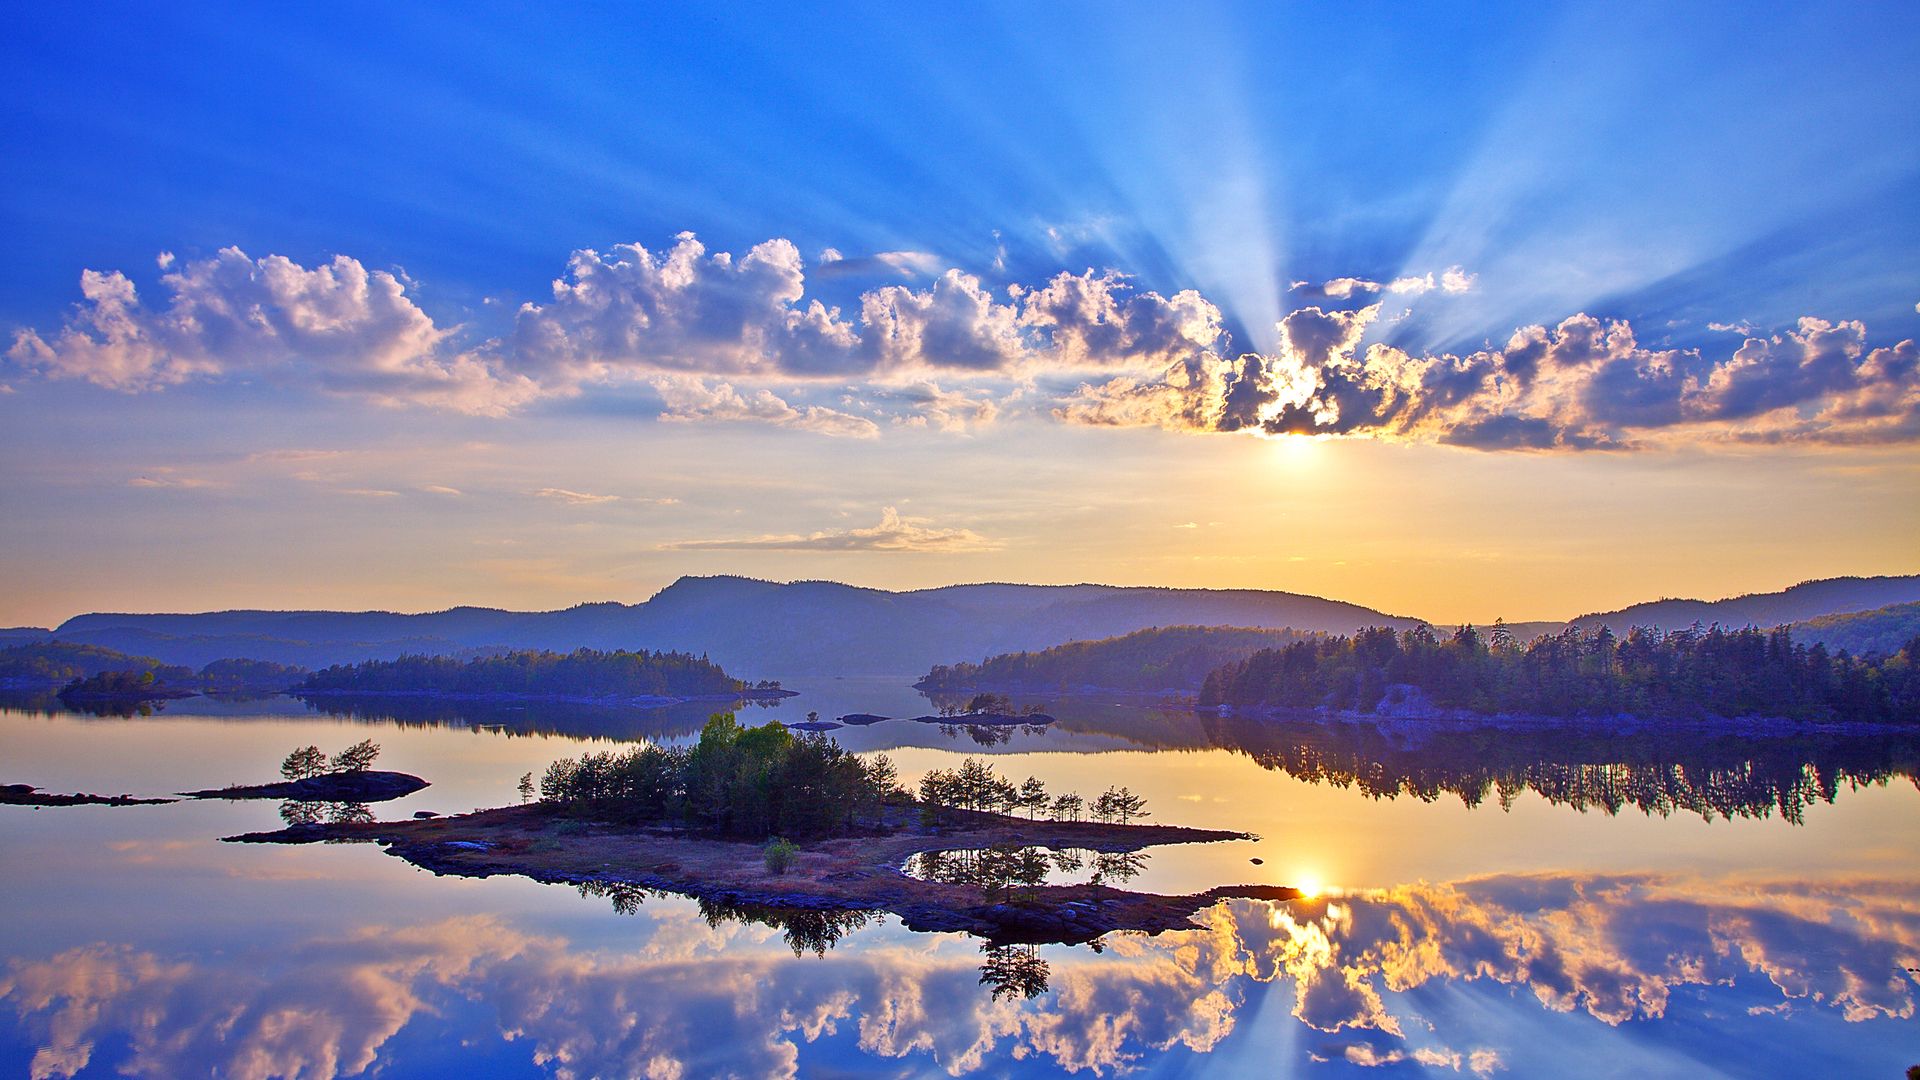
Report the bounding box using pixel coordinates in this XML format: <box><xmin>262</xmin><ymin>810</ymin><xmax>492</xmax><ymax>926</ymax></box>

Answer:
<box><xmin>280</xmin><ymin>745</ymin><xmax>327</xmax><ymax>781</ymax></box>
<box><xmin>331</xmin><ymin>739</ymin><xmax>382</xmax><ymax>773</ymax></box>
<box><xmin>517</xmin><ymin>772</ymin><xmax>535</xmax><ymax>804</ymax></box>
<box><xmin>1050</xmin><ymin>792</ymin><xmax>1084</xmax><ymax>822</ymax></box>
<box><xmin>1018</xmin><ymin>776</ymin><xmax>1048</xmax><ymax>819</ymax></box>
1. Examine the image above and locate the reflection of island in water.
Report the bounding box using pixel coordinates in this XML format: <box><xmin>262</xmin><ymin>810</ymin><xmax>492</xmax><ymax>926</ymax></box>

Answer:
<box><xmin>1194</xmin><ymin>712</ymin><xmax>1920</xmax><ymax>823</ymax></box>
<box><xmin>292</xmin><ymin>691</ymin><xmax>779</xmax><ymax>742</ymax></box>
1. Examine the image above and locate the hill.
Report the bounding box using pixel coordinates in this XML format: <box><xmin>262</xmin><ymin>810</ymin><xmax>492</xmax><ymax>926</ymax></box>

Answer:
<box><xmin>51</xmin><ymin>577</ymin><xmax>1422</xmax><ymax>675</ymax></box>
<box><xmin>916</xmin><ymin>626</ymin><xmax>1321</xmax><ymax>695</ymax></box>
<box><xmin>1788</xmin><ymin>602</ymin><xmax>1920</xmax><ymax>658</ymax></box>
<box><xmin>1571</xmin><ymin>576</ymin><xmax>1920</xmax><ymax>634</ymax></box>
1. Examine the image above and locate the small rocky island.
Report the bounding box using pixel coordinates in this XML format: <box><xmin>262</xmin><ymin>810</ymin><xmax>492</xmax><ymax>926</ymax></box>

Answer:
<box><xmin>227</xmin><ymin>715</ymin><xmax>1293</xmax><ymax>944</ymax></box>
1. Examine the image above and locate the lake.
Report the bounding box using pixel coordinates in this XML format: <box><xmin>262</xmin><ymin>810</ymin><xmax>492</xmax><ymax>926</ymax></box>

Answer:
<box><xmin>3</xmin><ymin>675</ymin><xmax>1918</xmax><ymax>1077</ymax></box>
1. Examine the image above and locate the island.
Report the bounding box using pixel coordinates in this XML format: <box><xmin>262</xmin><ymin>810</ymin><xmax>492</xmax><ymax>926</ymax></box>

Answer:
<box><xmin>295</xmin><ymin>647</ymin><xmax>797</xmax><ymax>706</ymax></box>
<box><xmin>225</xmin><ymin>714</ymin><xmax>1293</xmax><ymax>944</ymax></box>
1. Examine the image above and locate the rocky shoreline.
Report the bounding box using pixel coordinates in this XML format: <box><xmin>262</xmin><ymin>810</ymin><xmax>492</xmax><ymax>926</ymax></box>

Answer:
<box><xmin>1</xmin><ymin>783</ymin><xmax>175</xmax><ymax>807</ymax></box>
<box><xmin>225</xmin><ymin>803</ymin><xmax>1292</xmax><ymax>945</ymax></box>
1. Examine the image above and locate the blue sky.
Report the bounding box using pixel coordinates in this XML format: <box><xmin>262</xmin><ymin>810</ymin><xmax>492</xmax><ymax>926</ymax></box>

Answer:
<box><xmin>2</xmin><ymin>2</ymin><xmax>1917</xmax><ymax>624</ymax></box>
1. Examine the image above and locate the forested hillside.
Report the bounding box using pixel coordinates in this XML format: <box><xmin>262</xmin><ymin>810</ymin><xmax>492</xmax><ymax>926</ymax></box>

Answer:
<box><xmin>0</xmin><ymin>642</ymin><xmax>306</xmax><ymax>692</ymax></box>
<box><xmin>917</xmin><ymin>626</ymin><xmax>1319</xmax><ymax>694</ymax></box>
<box><xmin>1199</xmin><ymin>625</ymin><xmax>1919</xmax><ymax>724</ymax></box>
<box><xmin>1789</xmin><ymin>602</ymin><xmax>1920</xmax><ymax>658</ymax></box>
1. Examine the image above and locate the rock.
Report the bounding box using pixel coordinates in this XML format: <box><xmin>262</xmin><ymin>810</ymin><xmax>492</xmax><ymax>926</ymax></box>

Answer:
<box><xmin>1249</xmin><ymin>857</ymin><xmax>1263</xmax><ymax>865</ymax></box>
<box><xmin>182</xmin><ymin>770</ymin><xmax>430</xmax><ymax>803</ymax></box>
<box><xmin>413</xmin><ymin>810</ymin><xmax>439</xmax><ymax>819</ymax></box>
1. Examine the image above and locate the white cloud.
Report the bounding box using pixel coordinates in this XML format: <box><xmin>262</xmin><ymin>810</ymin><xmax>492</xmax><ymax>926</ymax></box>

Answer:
<box><xmin>664</xmin><ymin>506</ymin><xmax>998</xmax><ymax>552</ymax></box>
<box><xmin>651</xmin><ymin>375</ymin><xmax>879</xmax><ymax>438</ymax></box>
<box><xmin>7</xmin><ymin>248</ymin><xmax>537</xmax><ymax>415</ymax></box>
<box><xmin>1290</xmin><ymin>266</ymin><xmax>1476</xmax><ymax>301</ymax></box>
<box><xmin>533</xmin><ymin>487</ymin><xmax>621</xmax><ymax>506</ymax></box>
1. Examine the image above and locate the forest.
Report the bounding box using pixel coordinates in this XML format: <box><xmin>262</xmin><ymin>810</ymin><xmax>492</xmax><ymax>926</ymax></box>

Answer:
<box><xmin>917</xmin><ymin>625</ymin><xmax>1317</xmax><ymax>694</ymax></box>
<box><xmin>1198</xmin><ymin>624</ymin><xmax>1920</xmax><ymax>724</ymax></box>
<box><xmin>299</xmin><ymin>647</ymin><xmax>745</xmax><ymax>699</ymax></box>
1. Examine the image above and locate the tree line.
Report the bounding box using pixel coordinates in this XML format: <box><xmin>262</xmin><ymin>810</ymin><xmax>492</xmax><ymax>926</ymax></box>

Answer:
<box><xmin>1198</xmin><ymin>623</ymin><xmax>1920</xmax><ymax>724</ymax></box>
<box><xmin>300</xmin><ymin>647</ymin><xmax>744</xmax><ymax>699</ymax></box>
<box><xmin>915</xmin><ymin>757</ymin><xmax>1149</xmax><ymax>826</ymax></box>
<box><xmin>917</xmin><ymin>625</ymin><xmax>1316</xmax><ymax>694</ymax></box>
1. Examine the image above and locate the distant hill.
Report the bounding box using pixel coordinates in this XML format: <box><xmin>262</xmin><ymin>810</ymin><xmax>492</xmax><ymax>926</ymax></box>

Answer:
<box><xmin>1788</xmin><ymin>602</ymin><xmax>1920</xmax><ymax>658</ymax></box>
<box><xmin>917</xmin><ymin>625</ymin><xmax>1322</xmax><ymax>695</ymax></box>
<box><xmin>1572</xmin><ymin>576</ymin><xmax>1920</xmax><ymax>634</ymax></box>
<box><xmin>51</xmin><ymin>576</ymin><xmax>1421</xmax><ymax>675</ymax></box>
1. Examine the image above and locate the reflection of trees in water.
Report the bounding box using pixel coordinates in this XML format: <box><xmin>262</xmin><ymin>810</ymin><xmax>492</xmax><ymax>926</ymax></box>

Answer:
<box><xmin>292</xmin><ymin>693</ymin><xmax>764</xmax><ymax>742</ymax></box>
<box><xmin>905</xmin><ymin>846</ymin><xmax>1149</xmax><ymax>892</ymax></box>
<box><xmin>1201</xmin><ymin>714</ymin><xmax>1920</xmax><ymax>823</ymax></box>
<box><xmin>577</xmin><ymin>882</ymin><xmax>878</xmax><ymax>956</ymax></box>
<box><xmin>0</xmin><ymin>690</ymin><xmax>169</xmax><ymax>718</ymax></box>
<box><xmin>696</xmin><ymin>899</ymin><xmax>878</xmax><ymax>958</ymax></box>
<box><xmin>576</xmin><ymin>880</ymin><xmax>658</xmax><ymax>915</ymax></box>
<box><xmin>978</xmin><ymin>943</ymin><xmax>1049</xmax><ymax>1000</ymax></box>
<box><xmin>278</xmin><ymin>801</ymin><xmax>374</xmax><ymax>829</ymax></box>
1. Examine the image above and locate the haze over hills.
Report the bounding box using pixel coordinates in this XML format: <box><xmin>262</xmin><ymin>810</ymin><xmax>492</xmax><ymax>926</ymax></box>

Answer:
<box><xmin>41</xmin><ymin>576</ymin><xmax>1422</xmax><ymax>675</ymax></box>
<box><xmin>20</xmin><ymin>573</ymin><xmax>1918</xmax><ymax>676</ymax></box>
<box><xmin>1571</xmin><ymin>576</ymin><xmax>1920</xmax><ymax>635</ymax></box>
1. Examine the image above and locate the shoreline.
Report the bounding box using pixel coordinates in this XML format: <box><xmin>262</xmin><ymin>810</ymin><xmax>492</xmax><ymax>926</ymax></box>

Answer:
<box><xmin>225</xmin><ymin>803</ymin><xmax>1292</xmax><ymax>945</ymax></box>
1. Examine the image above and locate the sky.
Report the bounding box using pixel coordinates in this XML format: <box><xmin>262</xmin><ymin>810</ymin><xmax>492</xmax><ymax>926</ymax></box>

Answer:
<box><xmin>2</xmin><ymin>1</ymin><xmax>1917</xmax><ymax>628</ymax></box>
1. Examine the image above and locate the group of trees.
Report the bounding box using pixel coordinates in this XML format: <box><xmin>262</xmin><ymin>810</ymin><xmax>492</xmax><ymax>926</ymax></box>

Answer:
<box><xmin>538</xmin><ymin>713</ymin><xmax>904</xmax><ymax>839</ymax></box>
<box><xmin>1198</xmin><ymin>623</ymin><xmax>1920</xmax><ymax>724</ymax></box>
<box><xmin>918</xmin><ymin>626</ymin><xmax>1315</xmax><ymax>695</ymax></box>
<box><xmin>915</xmin><ymin>757</ymin><xmax>1148</xmax><ymax>826</ymax></box>
<box><xmin>300</xmin><ymin>647</ymin><xmax>745</xmax><ymax>699</ymax></box>
<box><xmin>280</xmin><ymin>739</ymin><xmax>383</xmax><ymax>779</ymax></box>
<box><xmin>536</xmin><ymin>719</ymin><xmax>1154</xmax><ymax>843</ymax></box>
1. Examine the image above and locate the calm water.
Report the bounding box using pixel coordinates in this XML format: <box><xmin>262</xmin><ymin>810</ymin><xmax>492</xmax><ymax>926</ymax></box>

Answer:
<box><xmin>3</xmin><ymin>676</ymin><xmax>1918</xmax><ymax>1077</ymax></box>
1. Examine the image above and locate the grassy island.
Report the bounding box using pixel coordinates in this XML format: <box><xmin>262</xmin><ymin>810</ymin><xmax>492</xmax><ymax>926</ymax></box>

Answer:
<box><xmin>227</xmin><ymin>714</ymin><xmax>1290</xmax><ymax>944</ymax></box>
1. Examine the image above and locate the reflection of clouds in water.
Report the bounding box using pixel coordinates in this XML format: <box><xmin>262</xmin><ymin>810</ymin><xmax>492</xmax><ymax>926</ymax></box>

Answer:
<box><xmin>3</xmin><ymin>873</ymin><xmax>1917</xmax><ymax>1078</ymax></box>
<box><xmin>1199</xmin><ymin>872</ymin><xmax>1920</xmax><ymax>1041</ymax></box>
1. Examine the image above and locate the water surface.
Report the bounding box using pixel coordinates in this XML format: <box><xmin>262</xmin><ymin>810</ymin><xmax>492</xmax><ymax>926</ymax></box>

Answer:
<box><xmin>3</xmin><ymin>676</ymin><xmax>1917</xmax><ymax>1077</ymax></box>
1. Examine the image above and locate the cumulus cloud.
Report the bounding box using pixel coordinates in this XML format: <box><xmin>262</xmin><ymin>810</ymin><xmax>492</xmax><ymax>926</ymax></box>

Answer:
<box><xmin>10</xmin><ymin>238</ymin><xmax>1914</xmax><ymax>449</ymax></box>
<box><xmin>865</xmin><ymin>380</ymin><xmax>1000</xmax><ymax>433</ymax></box>
<box><xmin>1064</xmin><ymin>308</ymin><xmax>1920</xmax><ymax>449</ymax></box>
<box><xmin>663</xmin><ymin>506</ymin><xmax>998</xmax><ymax>552</ymax></box>
<box><xmin>7</xmin><ymin>248</ymin><xmax>538</xmax><ymax>415</ymax></box>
